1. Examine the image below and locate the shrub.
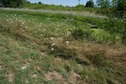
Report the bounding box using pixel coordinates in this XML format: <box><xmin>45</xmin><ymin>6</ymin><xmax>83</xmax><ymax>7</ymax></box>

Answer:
<box><xmin>104</xmin><ymin>18</ymin><xmax>126</xmax><ymax>44</ymax></box>
<box><xmin>75</xmin><ymin>4</ymin><xmax>85</xmax><ymax>9</ymax></box>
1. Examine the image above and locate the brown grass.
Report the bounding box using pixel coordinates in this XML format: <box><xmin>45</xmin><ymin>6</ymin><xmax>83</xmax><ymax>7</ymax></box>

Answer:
<box><xmin>44</xmin><ymin>38</ymin><xmax>126</xmax><ymax>74</ymax></box>
<box><xmin>44</xmin><ymin>71</ymin><xmax>65</xmax><ymax>83</ymax></box>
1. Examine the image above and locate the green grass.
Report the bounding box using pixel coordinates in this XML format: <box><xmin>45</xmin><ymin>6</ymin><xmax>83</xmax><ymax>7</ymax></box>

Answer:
<box><xmin>22</xmin><ymin>3</ymin><xmax>97</xmax><ymax>13</ymax></box>
<box><xmin>0</xmin><ymin>9</ymin><xmax>126</xmax><ymax>84</ymax></box>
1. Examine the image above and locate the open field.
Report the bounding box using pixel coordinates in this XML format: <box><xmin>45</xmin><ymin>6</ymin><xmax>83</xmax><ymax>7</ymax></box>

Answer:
<box><xmin>0</xmin><ymin>8</ymin><xmax>106</xmax><ymax>18</ymax></box>
<box><xmin>22</xmin><ymin>4</ymin><xmax>96</xmax><ymax>12</ymax></box>
<box><xmin>0</xmin><ymin>9</ymin><xmax>126</xmax><ymax>84</ymax></box>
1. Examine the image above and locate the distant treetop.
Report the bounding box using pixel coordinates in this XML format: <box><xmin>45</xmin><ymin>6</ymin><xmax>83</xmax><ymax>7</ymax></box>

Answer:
<box><xmin>85</xmin><ymin>0</ymin><xmax>94</xmax><ymax>7</ymax></box>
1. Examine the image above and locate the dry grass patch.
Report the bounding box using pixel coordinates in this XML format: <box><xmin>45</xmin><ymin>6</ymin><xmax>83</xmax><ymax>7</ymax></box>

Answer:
<box><xmin>7</xmin><ymin>72</ymin><xmax>15</xmax><ymax>83</ymax></box>
<box><xmin>45</xmin><ymin>38</ymin><xmax>126</xmax><ymax>72</ymax></box>
<box><xmin>44</xmin><ymin>71</ymin><xmax>65</xmax><ymax>83</ymax></box>
<box><xmin>68</xmin><ymin>71</ymin><xmax>85</xmax><ymax>84</ymax></box>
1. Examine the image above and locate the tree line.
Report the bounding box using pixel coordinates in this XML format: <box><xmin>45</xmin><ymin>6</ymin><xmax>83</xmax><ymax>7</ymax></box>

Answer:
<box><xmin>0</xmin><ymin>0</ymin><xmax>95</xmax><ymax>8</ymax></box>
<box><xmin>0</xmin><ymin>0</ymin><xmax>27</xmax><ymax>7</ymax></box>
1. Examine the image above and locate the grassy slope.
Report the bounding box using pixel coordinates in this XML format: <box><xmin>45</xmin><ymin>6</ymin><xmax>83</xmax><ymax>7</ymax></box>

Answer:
<box><xmin>22</xmin><ymin>4</ymin><xmax>96</xmax><ymax>13</ymax></box>
<box><xmin>0</xmin><ymin>10</ymin><xmax>126</xmax><ymax>84</ymax></box>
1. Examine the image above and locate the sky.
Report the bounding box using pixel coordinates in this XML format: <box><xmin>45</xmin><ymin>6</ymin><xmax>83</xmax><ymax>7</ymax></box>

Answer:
<box><xmin>28</xmin><ymin>0</ymin><xmax>96</xmax><ymax>6</ymax></box>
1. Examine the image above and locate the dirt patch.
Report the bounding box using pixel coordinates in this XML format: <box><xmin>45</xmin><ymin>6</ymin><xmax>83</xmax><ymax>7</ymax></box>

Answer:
<box><xmin>69</xmin><ymin>72</ymin><xmax>86</xmax><ymax>84</ymax></box>
<box><xmin>7</xmin><ymin>72</ymin><xmax>14</xmax><ymax>83</ymax></box>
<box><xmin>44</xmin><ymin>71</ymin><xmax>64</xmax><ymax>82</ymax></box>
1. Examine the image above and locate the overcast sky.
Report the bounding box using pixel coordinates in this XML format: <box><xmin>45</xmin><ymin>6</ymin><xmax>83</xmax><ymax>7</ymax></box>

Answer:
<box><xmin>28</xmin><ymin>0</ymin><xmax>96</xmax><ymax>6</ymax></box>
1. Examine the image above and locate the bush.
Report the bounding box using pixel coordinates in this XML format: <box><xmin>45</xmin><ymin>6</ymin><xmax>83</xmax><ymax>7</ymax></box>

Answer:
<box><xmin>75</xmin><ymin>4</ymin><xmax>85</xmax><ymax>9</ymax></box>
<box><xmin>104</xmin><ymin>18</ymin><xmax>126</xmax><ymax>44</ymax></box>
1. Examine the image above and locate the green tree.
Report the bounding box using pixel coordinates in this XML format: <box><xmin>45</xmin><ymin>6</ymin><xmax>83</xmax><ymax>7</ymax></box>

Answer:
<box><xmin>26</xmin><ymin>1</ymin><xmax>31</xmax><ymax>4</ymax></box>
<box><xmin>112</xmin><ymin>0</ymin><xmax>126</xmax><ymax>44</ymax></box>
<box><xmin>113</xmin><ymin>0</ymin><xmax>126</xmax><ymax>17</ymax></box>
<box><xmin>85</xmin><ymin>0</ymin><xmax>94</xmax><ymax>7</ymax></box>
<box><xmin>76</xmin><ymin>4</ymin><xmax>84</xmax><ymax>8</ymax></box>
<box><xmin>38</xmin><ymin>1</ymin><xmax>42</xmax><ymax>4</ymax></box>
<box><xmin>0</xmin><ymin>0</ymin><xmax>26</xmax><ymax>7</ymax></box>
<box><xmin>96</xmin><ymin>0</ymin><xmax>110</xmax><ymax>8</ymax></box>
<box><xmin>97</xmin><ymin>0</ymin><xmax>126</xmax><ymax>44</ymax></box>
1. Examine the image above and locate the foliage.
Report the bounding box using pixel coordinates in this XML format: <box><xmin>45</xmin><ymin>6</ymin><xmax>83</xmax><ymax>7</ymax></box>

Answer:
<box><xmin>0</xmin><ymin>0</ymin><xmax>26</xmax><ymax>7</ymax></box>
<box><xmin>96</xmin><ymin>0</ymin><xmax>110</xmax><ymax>8</ymax></box>
<box><xmin>97</xmin><ymin>0</ymin><xmax>126</xmax><ymax>44</ymax></box>
<box><xmin>85</xmin><ymin>0</ymin><xmax>94</xmax><ymax>8</ymax></box>
<box><xmin>112</xmin><ymin>0</ymin><xmax>126</xmax><ymax>17</ymax></box>
<box><xmin>75</xmin><ymin>4</ymin><xmax>84</xmax><ymax>9</ymax></box>
<box><xmin>38</xmin><ymin>1</ymin><xmax>42</xmax><ymax>4</ymax></box>
<box><xmin>26</xmin><ymin>1</ymin><xmax>31</xmax><ymax>4</ymax></box>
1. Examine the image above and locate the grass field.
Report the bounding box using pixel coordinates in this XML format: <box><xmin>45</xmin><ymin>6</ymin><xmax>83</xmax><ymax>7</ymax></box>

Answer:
<box><xmin>0</xmin><ymin>9</ymin><xmax>126</xmax><ymax>84</ymax></box>
<box><xmin>22</xmin><ymin>4</ymin><xmax>96</xmax><ymax>13</ymax></box>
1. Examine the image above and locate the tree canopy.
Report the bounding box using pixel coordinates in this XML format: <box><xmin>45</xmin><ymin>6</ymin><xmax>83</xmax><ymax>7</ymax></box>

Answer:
<box><xmin>85</xmin><ymin>0</ymin><xmax>94</xmax><ymax>7</ymax></box>
<box><xmin>114</xmin><ymin>0</ymin><xmax>126</xmax><ymax>15</ymax></box>
<box><xmin>0</xmin><ymin>0</ymin><xmax>26</xmax><ymax>7</ymax></box>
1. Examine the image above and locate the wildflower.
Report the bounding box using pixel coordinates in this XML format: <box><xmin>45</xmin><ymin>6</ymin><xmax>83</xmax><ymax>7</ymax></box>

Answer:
<box><xmin>22</xmin><ymin>30</ymin><xmax>25</xmax><ymax>32</ymax></box>
<box><xmin>44</xmin><ymin>29</ymin><xmax>46</xmax><ymax>31</ymax></box>
<box><xmin>66</xmin><ymin>41</ymin><xmax>70</xmax><ymax>44</ymax></box>
<box><xmin>22</xmin><ymin>22</ymin><xmax>25</xmax><ymax>25</ymax></box>
<box><xmin>51</xmin><ymin>43</ymin><xmax>55</xmax><ymax>46</ymax></box>
<box><xmin>32</xmin><ymin>74</ymin><xmax>38</xmax><ymax>78</ymax></box>
<box><xmin>21</xmin><ymin>63</ymin><xmax>30</xmax><ymax>70</ymax></box>
<box><xmin>26</xmin><ymin>80</ymin><xmax>29</xmax><ymax>83</ymax></box>
<box><xmin>40</xmin><ymin>34</ymin><xmax>43</xmax><ymax>36</ymax></box>
<box><xmin>51</xmin><ymin>48</ymin><xmax>54</xmax><ymax>51</ymax></box>
<box><xmin>50</xmin><ymin>37</ymin><xmax>54</xmax><ymax>40</ymax></box>
<box><xmin>21</xmin><ymin>66</ymin><xmax>27</xmax><ymax>70</ymax></box>
<box><xmin>25</xmin><ymin>26</ymin><xmax>28</xmax><ymax>29</ymax></box>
